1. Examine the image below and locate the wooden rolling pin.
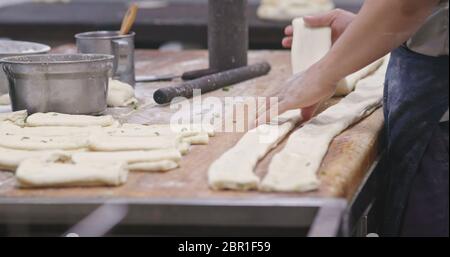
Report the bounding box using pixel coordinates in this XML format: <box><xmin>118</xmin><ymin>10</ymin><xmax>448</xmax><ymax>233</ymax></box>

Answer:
<box><xmin>153</xmin><ymin>62</ymin><xmax>271</xmax><ymax>104</ymax></box>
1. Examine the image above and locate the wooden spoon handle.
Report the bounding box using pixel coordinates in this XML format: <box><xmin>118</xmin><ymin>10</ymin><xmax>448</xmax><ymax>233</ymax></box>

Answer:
<box><xmin>120</xmin><ymin>3</ymin><xmax>138</xmax><ymax>35</ymax></box>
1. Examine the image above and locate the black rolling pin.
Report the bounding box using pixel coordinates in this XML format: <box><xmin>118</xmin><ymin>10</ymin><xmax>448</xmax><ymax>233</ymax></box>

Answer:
<box><xmin>180</xmin><ymin>68</ymin><xmax>219</xmax><ymax>81</ymax></box>
<box><xmin>153</xmin><ymin>62</ymin><xmax>271</xmax><ymax>105</ymax></box>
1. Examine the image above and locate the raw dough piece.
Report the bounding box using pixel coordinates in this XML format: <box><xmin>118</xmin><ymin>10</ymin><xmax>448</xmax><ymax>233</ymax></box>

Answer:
<box><xmin>178</xmin><ymin>141</ymin><xmax>191</xmax><ymax>155</ymax></box>
<box><xmin>0</xmin><ymin>147</ymin><xmax>85</xmax><ymax>171</ymax></box>
<box><xmin>73</xmin><ymin>149</ymin><xmax>181</xmax><ymax>163</ymax></box>
<box><xmin>72</xmin><ymin>149</ymin><xmax>182</xmax><ymax>172</ymax></box>
<box><xmin>122</xmin><ymin>123</ymin><xmax>216</xmax><ymax>137</ymax></box>
<box><xmin>88</xmin><ymin>133</ymin><xmax>185</xmax><ymax>153</ymax></box>
<box><xmin>103</xmin><ymin>125</ymin><xmax>195</xmax><ymax>138</ymax></box>
<box><xmin>0</xmin><ymin>94</ymin><xmax>10</xmax><ymax>105</ymax></box>
<box><xmin>159</xmin><ymin>123</ymin><xmax>214</xmax><ymax>137</ymax></box>
<box><xmin>260</xmin><ymin>56</ymin><xmax>389</xmax><ymax>192</ymax></box>
<box><xmin>102</xmin><ymin>126</ymin><xmax>209</xmax><ymax>146</ymax></box>
<box><xmin>169</xmin><ymin>123</ymin><xmax>215</xmax><ymax>137</ymax></box>
<box><xmin>335</xmin><ymin>58</ymin><xmax>385</xmax><ymax>96</ymax></box>
<box><xmin>291</xmin><ymin>18</ymin><xmax>331</xmax><ymax>74</ymax></box>
<box><xmin>107</xmin><ymin>79</ymin><xmax>138</xmax><ymax>107</ymax></box>
<box><xmin>208</xmin><ymin>110</ymin><xmax>302</xmax><ymax>191</ymax></box>
<box><xmin>0</xmin><ymin>110</ymin><xmax>27</xmax><ymax>126</ymax></box>
<box><xmin>257</xmin><ymin>0</ymin><xmax>334</xmax><ymax>21</ymax></box>
<box><xmin>0</xmin><ymin>122</ymin><xmax>100</xmax><ymax>137</ymax></box>
<box><xmin>26</xmin><ymin>112</ymin><xmax>116</xmax><ymax>127</ymax></box>
<box><xmin>16</xmin><ymin>153</ymin><xmax>128</xmax><ymax>188</ymax></box>
<box><xmin>182</xmin><ymin>133</ymin><xmax>210</xmax><ymax>145</ymax></box>
<box><xmin>0</xmin><ymin>133</ymin><xmax>89</xmax><ymax>151</ymax></box>
<box><xmin>291</xmin><ymin>18</ymin><xmax>386</xmax><ymax>96</ymax></box>
<box><xmin>128</xmin><ymin>160</ymin><xmax>179</xmax><ymax>172</ymax></box>
<box><xmin>0</xmin><ymin>147</ymin><xmax>61</xmax><ymax>171</ymax></box>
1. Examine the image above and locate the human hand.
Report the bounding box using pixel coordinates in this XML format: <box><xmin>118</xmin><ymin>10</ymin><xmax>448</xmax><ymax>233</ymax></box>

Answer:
<box><xmin>256</xmin><ymin>64</ymin><xmax>338</xmax><ymax>126</ymax></box>
<box><xmin>282</xmin><ymin>9</ymin><xmax>356</xmax><ymax>48</ymax></box>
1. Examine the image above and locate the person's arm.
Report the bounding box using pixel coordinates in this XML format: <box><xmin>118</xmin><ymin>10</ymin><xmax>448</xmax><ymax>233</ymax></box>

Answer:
<box><xmin>319</xmin><ymin>0</ymin><xmax>440</xmax><ymax>88</ymax></box>
<box><xmin>263</xmin><ymin>0</ymin><xmax>440</xmax><ymax>123</ymax></box>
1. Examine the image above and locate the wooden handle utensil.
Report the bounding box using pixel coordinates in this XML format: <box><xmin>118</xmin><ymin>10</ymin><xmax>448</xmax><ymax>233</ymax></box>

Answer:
<box><xmin>120</xmin><ymin>3</ymin><xmax>138</xmax><ymax>35</ymax></box>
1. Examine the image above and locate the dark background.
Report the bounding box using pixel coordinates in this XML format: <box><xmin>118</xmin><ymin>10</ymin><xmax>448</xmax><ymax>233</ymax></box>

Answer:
<box><xmin>0</xmin><ymin>0</ymin><xmax>363</xmax><ymax>49</ymax></box>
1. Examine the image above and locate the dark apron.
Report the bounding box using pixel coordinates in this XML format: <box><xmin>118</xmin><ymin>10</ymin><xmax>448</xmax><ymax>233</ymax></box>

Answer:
<box><xmin>377</xmin><ymin>46</ymin><xmax>449</xmax><ymax>236</ymax></box>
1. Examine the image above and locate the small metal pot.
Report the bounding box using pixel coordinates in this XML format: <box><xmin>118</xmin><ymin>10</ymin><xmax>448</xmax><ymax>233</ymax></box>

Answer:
<box><xmin>2</xmin><ymin>54</ymin><xmax>114</xmax><ymax>115</ymax></box>
<box><xmin>0</xmin><ymin>40</ymin><xmax>51</xmax><ymax>94</ymax></box>
<box><xmin>75</xmin><ymin>31</ymin><xmax>135</xmax><ymax>87</ymax></box>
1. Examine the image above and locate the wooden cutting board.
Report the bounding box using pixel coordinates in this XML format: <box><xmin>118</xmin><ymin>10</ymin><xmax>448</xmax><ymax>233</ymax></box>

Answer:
<box><xmin>0</xmin><ymin>50</ymin><xmax>384</xmax><ymax>201</ymax></box>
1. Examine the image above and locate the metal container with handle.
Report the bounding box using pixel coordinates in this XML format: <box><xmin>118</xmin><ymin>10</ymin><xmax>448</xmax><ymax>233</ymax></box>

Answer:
<box><xmin>0</xmin><ymin>40</ymin><xmax>51</xmax><ymax>94</ymax></box>
<box><xmin>2</xmin><ymin>54</ymin><xmax>114</xmax><ymax>115</ymax></box>
<box><xmin>75</xmin><ymin>31</ymin><xmax>136</xmax><ymax>87</ymax></box>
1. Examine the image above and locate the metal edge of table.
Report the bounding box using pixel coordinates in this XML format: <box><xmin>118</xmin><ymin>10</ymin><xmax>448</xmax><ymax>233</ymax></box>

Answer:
<box><xmin>0</xmin><ymin>196</ymin><xmax>346</xmax><ymax>236</ymax></box>
<box><xmin>341</xmin><ymin>154</ymin><xmax>383</xmax><ymax>237</ymax></box>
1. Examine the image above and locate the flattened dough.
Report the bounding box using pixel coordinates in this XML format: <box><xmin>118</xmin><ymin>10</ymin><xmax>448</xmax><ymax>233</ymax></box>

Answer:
<box><xmin>72</xmin><ymin>149</ymin><xmax>181</xmax><ymax>163</ymax></box>
<box><xmin>0</xmin><ymin>122</ymin><xmax>100</xmax><ymax>137</ymax></box>
<box><xmin>291</xmin><ymin>17</ymin><xmax>331</xmax><ymax>74</ymax></box>
<box><xmin>101</xmin><ymin>125</ymin><xmax>210</xmax><ymax>145</ymax></box>
<box><xmin>107</xmin><ymin>79</ymin><xmax>138</xmax><ymax>107</ymax></box>
<box><xmin>88</xmin><ymin>133</ymin><xmax>185</xmax><ymax>153</ymax></box>
<box><xmin>335</xmin><ymin>58</ymin><xmax>384</xmax><ymax>96</ymax></box>
<box><xmin>122</xmin><ymin>123</ymin><xmax>216</xmax><ymax>137</ymax></box>
<box><xmin>0</xmin><ymin>110</ymin><xmax>28</xmax><ymax>126</ymax></box>
<box><xmin>170</xmin><ymin>123</ymin><xmax>215</xmax><ymax>137</ymax></box>
<box><xmin>72</xmin><ymin>149</ymin><xmax>181</xmax><ymax>172</ymax></box>
<box><xmin>208</xmin><ymin>110</ymin><xmax>302</xmax><ymax>191</ymax></box>
<box><xmin>182</xmin><ymin>133</ymin><xmax>210</xmax><ymax>145</ymax></box>
<box><xmin>1</xmin><ymin>122</ymin><xmax>210</xmax><ymax>145</ymax></box>
<box><xmin>128</xmin><ymin>160</ymin><xmax>179</xmax><ymax>172</ymax></box>
<box><xmin>26</xmin><ymin>112</ymin><xmax>116</xmax><ymax>127</ymax></box>
<box><xmin>0</xmin><ymin>94</ymin><xmax>10</xmax><ymax>105</ymax></box>
<box><xmin>291</xmin><ymin>18</ymin><xmax>386</xmax><ymax>96</ymax></box>
<box><xmin>0</xmin><ymin>147</ymin><xmax>85</xmax><ymax>171</ymax></box>
<box><xmin>260</xmin><ymin>56</ymin><xmax>389</xmax><ymax>192</ymax></box>
<box><xmin>0</xmin><ymin>133</ymin><xmax>89</xmax><ymax>151</ymax></box>
<box><xmin>0</xmin><ymin>147</ymin><xmax>61</xmax><ymax>171</ymax></box>
<box><xmin>104</xmin><ymin>126</ymin><xmax>196</xmax><ymax>138</ymax></box>
<box><xmin>258</xmin><ymin>0</ymin><xmax>334</xmax><ymax>21</ymax></box>
<box><xmin>16</xmin><ymin>153</ymin><xmax>128</xmax><ymax>188</ymax></box>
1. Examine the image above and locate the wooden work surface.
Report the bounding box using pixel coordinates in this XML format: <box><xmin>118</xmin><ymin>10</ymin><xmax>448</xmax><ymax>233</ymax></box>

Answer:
<box><xmin>0</xmin><ymin>50</ymin><xmax>384</xmax><ymax>201</ymax></box>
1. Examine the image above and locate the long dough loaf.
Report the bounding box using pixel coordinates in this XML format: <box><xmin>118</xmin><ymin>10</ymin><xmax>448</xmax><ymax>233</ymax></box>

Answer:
<box><xmin>0</xmin><ymin>133</ymin><xmax>89</xmax><ymax>151</ymax></box>
<box><xmin>88</xmin><ymin>133</ymin><xmax>187</xmax><ymax>153</ymax></box>
<box><xmin>1</xmin><ymin>121</ymin><xmax>211</xmax><ymax>145</ymax></box>
<box><xmin>260</xmin><ymin>56</ymin><xmax>390</xmax><ymax>192</ymax></box>
<box><xmin>0</xmin><ymin>121</ymin><xmax>99</xmax><ymax>137</ymax></box>
<box><xmin>121</xmin><ymin>123</ymin><xmax>215</xmax><ymax>137</ymax></box>
<box><xmin>208</xmin><ymin>110</ymin><xmax>302</xmax><ymax>191</ymax></box>
<box><xmin>335</xmin><ymin>59</ymin><xmax>384</xmax><ymax>96</ymax></box>
<box><xmin>0</xmin><ymin>110</ymin><xmax>214</xmax><ymax>182</ymax></box>
<box><xmin>291</xmin><ymin>17</ymin><xmax>385</xmax><ymax>96</ymax></box>
<box><xmin>26</xmin><ymin>112</ymin><xmax>116</xmax><ymax>127</ymax></box>
<box><xmin>72</xmin><ymin>149</ymin><xmax>182</xmax><ymax>172</ymax></box>
<box><xmin>103</xmin><ymin>126</ymin><xmax>210</xmax><ymax>145</ymax></box>
<box><xmin>0</xmin><ymin>147</ymin><xmax>62</xmax><ymax>171</ymax></box>
<box><xmin>0</xmin><ymin>110</ymin><xmax>28</xmax><ymax>126</ymax></box>
<box><xmin>16</xmin><ymin>153</ymin><xmax>128</xmax><ymax>188</ymax></box>
<box><xmin>128</xmin><ymin>160</ymin><xmax>179</xmax><ymax>172</ymax></box>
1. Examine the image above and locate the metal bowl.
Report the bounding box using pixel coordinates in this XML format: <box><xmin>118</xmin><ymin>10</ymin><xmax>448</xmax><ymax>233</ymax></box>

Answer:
<box><xmin>2</xmin><ymin>54</ymin><xmax>114</xmax><ymax>115</ymax></box>
<box><xmin>0</xmin><ymin>40</ymin><xmax>51</xmax><ymax>94</ymax></box>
